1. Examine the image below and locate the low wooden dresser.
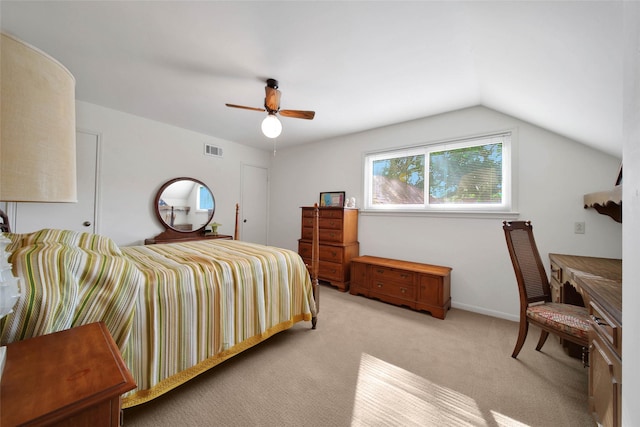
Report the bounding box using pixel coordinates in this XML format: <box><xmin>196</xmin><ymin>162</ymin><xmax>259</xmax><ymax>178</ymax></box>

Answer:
<box><xmin>298</xmin><ymin>206</ymin><xmax>359</xmax><ymax>291</ymax></box>
<box><xmin>1</xmin><ymin>322</ymin><xmax>136</xmax><ymax>427</ymax></box>
<box><xmin>350</xmin><ymin>255</ymin><xmax>452</xmax><ymax>319</ymax></box>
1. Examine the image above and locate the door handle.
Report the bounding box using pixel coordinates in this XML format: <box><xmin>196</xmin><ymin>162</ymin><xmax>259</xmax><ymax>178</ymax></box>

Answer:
<box><xmin>83</xmin><ymin>221</ymin><xmax>91</xmax><ymax>227</ymax></box>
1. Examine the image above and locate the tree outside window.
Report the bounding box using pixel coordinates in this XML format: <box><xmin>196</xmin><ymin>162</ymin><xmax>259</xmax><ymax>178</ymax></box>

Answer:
<box><xmin>364</xmin><ymin>133</ymin><xmax>510</xmax><ymax>212</ymax></box>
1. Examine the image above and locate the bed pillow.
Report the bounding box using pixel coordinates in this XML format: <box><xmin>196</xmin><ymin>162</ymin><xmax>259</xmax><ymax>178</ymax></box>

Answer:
<box><xmin>3</xmin><ymin>232</ymin><xmax>29</xmax><ymax>253</ymax></box>
<box><xmin>0</xmin><ymin>240</ymin><xmax>141</xmax><ymax>350</ymax></box>
<box><xmin>17</xmin><ymin>229</ymin><xmax>123</xmax><ymax>256</ymax></box>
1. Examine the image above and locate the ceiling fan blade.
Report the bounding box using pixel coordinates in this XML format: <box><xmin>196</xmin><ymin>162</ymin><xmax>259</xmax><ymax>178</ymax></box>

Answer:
<box><xmin>279</xmin><ymin>109</ymin><xmax>316</xmax><ymax>120</ymax></box>
<box><xmin>264</xmin><ymin>86</ymin><xmax>281</xmax><ymax>112</ymax></box>
<box><xmin>225</xmin><ymin>103</ymin><xmax>266</xmax><ymax>113</ymax></box>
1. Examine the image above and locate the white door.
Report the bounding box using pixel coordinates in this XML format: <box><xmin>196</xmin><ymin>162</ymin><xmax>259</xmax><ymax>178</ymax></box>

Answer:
<box><xmin>14</xmin><ymin>130</ymin><xmax>99</xmax><ymax>234</ymax></box>
<box><xmin>240</xmin><ymin>164</ymin><xmax>268</xmax><ymax>244</ymax></box>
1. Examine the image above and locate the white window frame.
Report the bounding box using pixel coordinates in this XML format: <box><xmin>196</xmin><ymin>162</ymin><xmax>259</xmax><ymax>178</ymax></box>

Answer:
<box><xmin>362</xmin><ymin>131</ymin><xmax>518</xmax><ymax>218</ymax></box>
<box><xmin>195</xmin><ymin>185</ymin><xmax>214</xmax><ymax>212</ymax></box>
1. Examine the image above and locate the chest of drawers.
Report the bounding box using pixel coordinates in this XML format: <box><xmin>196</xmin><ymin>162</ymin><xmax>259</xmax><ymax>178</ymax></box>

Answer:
<box><xmin>350</xmin><ymin>255</ymin><xmax>452</xmax><ymax>319</ymax></box>
<box><xmin>298</xmin><ymin>207</ymin><xmax>359</xmax><ymax>291</ymax></box>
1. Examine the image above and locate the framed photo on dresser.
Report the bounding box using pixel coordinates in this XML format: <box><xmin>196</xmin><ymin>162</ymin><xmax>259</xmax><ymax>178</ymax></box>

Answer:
<box><xmin>319</xmin><ymin>191</ymin><xmax>345</xmax><ymax>207</ymax></box>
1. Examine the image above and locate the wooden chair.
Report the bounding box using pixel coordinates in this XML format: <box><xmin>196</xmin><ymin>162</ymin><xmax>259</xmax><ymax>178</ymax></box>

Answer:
<box><xmin>503</xmin><ymin>220</ymin><xmax>590</xmax><ymax>361</ymax></box>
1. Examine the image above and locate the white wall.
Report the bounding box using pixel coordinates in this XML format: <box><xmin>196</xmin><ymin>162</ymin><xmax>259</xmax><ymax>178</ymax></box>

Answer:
<box><xmin>76</xmin><ymin>101</ymin><xmax>271</xmax><ymax>246</ymax></box>
<box><xmin>622</xmin><ymin>2</ymin><xmax>639</xmax><ymax>425</ymax></box>
<box><xmin>269</xmin><ymin>106</ymin><xmax>622</xmax><ymax>321</ymax></box>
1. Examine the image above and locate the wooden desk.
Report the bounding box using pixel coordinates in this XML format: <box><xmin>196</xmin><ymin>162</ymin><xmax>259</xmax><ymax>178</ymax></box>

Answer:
<box><xmin>549</xmin><ymin>254</ymin><xmax>622</xmax><ymax>427</ymax></box>
<box><xmin>1</xmin><ymin>322</ymin><xmax>136</xmax><ymax>427</ymax></box>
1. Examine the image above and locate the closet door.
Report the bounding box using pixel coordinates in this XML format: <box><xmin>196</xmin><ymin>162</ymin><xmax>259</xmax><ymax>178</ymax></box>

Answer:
<box><xmin>240</xmin><ymin>164</ymin><xmax>268</xmax><ymax>245</ymax></box>
<box><xmin>14</xmin><ymin>130</ymin><xmax>99</xmax><ymax>234</ymax></box>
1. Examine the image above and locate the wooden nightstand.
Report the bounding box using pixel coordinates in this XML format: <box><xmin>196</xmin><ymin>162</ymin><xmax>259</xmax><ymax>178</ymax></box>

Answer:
<box><xmin>1</xmin><ymin>322</ymin><xmax>136</xmax><ymax>427</ymax></box>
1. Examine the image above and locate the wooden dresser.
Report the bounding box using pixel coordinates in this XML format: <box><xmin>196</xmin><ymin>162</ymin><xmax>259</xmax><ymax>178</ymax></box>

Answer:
<box><xmin>350</xmin><ymin>255</ymin><xmax>452</xmax><ymax>319</ymax></box>
<box><xmin>298</xmin><ymin>207</ymin><xmax>359</xmax><ymax>291</ymax></box>
<box><xmin>549</xmin><ymin>253</ymin><xmax>622</xmax><ymax>427</ymax></box>
<box><xmin>1</xmin><ymin>322</ymin><xmax>136</xmax><ymax>427</ymax></box>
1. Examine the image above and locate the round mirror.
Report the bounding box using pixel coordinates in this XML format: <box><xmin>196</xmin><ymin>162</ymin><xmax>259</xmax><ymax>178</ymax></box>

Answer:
<box><xmin>154</xmin><ymin>177</ymin><xmax>215</xmax><ymax>234</ymax></box>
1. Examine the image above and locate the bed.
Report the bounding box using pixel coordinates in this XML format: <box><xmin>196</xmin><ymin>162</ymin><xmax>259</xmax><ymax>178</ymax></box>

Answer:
<box><xmin>0</xmin><ymin>206</ymin><xmax>320</xmax><ymax>407</ymax></box>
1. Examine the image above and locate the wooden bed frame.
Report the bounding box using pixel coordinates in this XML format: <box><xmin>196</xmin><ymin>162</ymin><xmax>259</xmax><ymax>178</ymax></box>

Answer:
<box><xmin>1</xmin><ymin>202</ymin><xmax>321</xmax><ymax>409</ymax></box>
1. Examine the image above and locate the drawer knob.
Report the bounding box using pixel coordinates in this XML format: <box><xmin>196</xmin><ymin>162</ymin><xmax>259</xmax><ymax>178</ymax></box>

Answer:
<box><xmin>376</xmin><ymin>283</ymin><xmax>383</xmax><ymax>288</ymax></box>
<box><xmin>591</xmin><ymin>315</ymin><xmax>607</xmax><ymax>326</ymax></box>
<box><xmin>401</xmin><ymin>288</ymin><xmax>406</xmax><ymax>293</ymax></box>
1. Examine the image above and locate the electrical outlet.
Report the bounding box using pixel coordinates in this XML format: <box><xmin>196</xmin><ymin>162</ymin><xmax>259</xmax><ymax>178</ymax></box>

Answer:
<box><xmin>574</xmin><ymin>222</ymin><xmax>585</xmax><ymax>234</ymax></box>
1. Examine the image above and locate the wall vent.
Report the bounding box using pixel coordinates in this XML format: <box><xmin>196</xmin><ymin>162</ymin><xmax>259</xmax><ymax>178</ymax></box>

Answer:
<box><xmin>204</xmin><ymin>144</ymin><xmax>223</xmax><ymax>157</ymax></box>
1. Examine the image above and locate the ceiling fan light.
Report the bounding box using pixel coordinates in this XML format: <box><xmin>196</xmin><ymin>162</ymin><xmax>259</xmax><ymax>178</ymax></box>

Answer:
<box><xmin>261</xmin><ymin>114</ymin><xmax>282</xmax><ymax>138</ymax></box>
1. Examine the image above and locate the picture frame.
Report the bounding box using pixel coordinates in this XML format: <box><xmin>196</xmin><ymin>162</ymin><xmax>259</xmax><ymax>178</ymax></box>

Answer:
<box><xmin>319</xmin><ymin>191</ymin><xmax>345</xmax><ymax>207</ymax></box>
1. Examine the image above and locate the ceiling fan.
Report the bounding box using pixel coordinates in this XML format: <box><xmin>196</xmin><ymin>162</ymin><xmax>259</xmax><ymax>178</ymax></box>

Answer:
<box><xmin>225</xmin><ymin>79</ymin><xmax>315</xmax><ymax>138</ymax></box>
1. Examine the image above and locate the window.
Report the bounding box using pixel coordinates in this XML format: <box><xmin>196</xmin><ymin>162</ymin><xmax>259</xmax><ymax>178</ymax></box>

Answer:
<box><xmin>196</xmin><ymin>185</ymin><xmax>214</xmax><ymax>211</ymax></box>
<box><xmin>364</xmin><ymin>132</ymin><xmax>512</xmax><ymax>213</ymax></box>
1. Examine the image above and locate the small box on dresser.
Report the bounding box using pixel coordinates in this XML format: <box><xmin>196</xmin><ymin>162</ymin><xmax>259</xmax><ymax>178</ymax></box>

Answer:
<box><xmin>298</xmin><ymin>207</ymin><xmax>359</xmax><ymax>292</ymax></box>
<box><xmin>350</xmin><ymin>255</ymin><xmax>452</xmax><ymax>319</ymax></box>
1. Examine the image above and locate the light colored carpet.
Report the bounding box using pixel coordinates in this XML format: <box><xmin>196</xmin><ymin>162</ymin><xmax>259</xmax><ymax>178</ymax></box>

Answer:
<box><xmin>123</xmin><ymin>285</ymin><xmax>594</xmax><ymax>427</ymax></box>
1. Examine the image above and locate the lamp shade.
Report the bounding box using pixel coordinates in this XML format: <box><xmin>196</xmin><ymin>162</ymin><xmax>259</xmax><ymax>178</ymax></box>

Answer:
<box><xmin>1</xmin><ymin>32</ymin><xmax>77</xmax><ymax>203</ymax></box>
<box><xmin>261</xmin><ymin>114</ymin><xmax>282</xmax><ymax>139</ymax></box>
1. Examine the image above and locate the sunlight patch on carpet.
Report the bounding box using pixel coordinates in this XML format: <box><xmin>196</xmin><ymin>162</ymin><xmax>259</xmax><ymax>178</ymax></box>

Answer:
<box><xmin>351</xmin><ymin>353</ymin><xmax>528</xmax><ymax>427</ymax></box>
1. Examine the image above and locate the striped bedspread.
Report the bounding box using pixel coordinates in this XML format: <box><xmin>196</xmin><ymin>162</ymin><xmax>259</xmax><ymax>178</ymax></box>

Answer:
<box><xmin>1</xmin><ymin>230</ymin><xmax>316</xmax><ymax>408</ymax></box>
<box><xmin>0</xmin><ymin>229</ymin><xmax>142</xmax><ymax>349</ymax></box>
<box><xmin>120</xmin><ymin>239</ymin><xmax>316</xmax><ymax>406</ymax></box>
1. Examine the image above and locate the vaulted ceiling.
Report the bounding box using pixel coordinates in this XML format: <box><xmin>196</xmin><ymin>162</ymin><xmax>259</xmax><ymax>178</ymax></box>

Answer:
<box><xmin>0</xmin><ymin>1</ymin><xmax>627</xmax><ymax>157</ymax></box>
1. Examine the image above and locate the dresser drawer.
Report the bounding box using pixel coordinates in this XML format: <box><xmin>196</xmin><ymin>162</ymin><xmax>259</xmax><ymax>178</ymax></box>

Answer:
<box><xmin>589</xmin><ymin>300</ymin><xmax>621</xmax><ymax>356</ymax></box>
<box><xmin>302</xmin><ymin>216</ymin><xmax>345</xmax><ymax>229</ymax></box>
<box><xmin>319</xmin><ymin>217</ymin><xmax>344</xmax><ymax>230</ymax></box>
<box><xmin>300</xmin><ymin>258</ymin><xmax>345</xmax><ymax>282</ymax></box>
<box><xmin>318</xmin><ymin>261</ymin><xmax>344</xmax><ymax>281</ymax></box>
<box><xmin>298</xmin><ymin>242</ymin><xmax>345</xmax><ymax>263</ymax></box>
<box><xmin>549</xmin><ymin>259</ymin><xmax>564</xmax><ymax>303</ymax></box>
<box><xmin>302</xmin><ymin>207</ymin><xmax>344</xmax><ymax>219</ymax></box>
<box><xmin>589</xmin><ymin>324</ymin><xmax>622</xmax><ymax>427</ymax></box>
<box><xmin>550</xmin><ymin>259</ymin><xmax>563</xmax><ymax>283</ymax></box>
<box><xmin>371</xmin><ymin>266</ymin><xmax>414</xmax><ymax>286</ymax></box>
<box><xmin>370</xmin><ymin>279</ymin><xmax>415</xmax><ymax>301</ymax></box>
<box><xmin>301</xmin><ymin>227</ymin><xmax>345</xmax><ymax>243</ymax></box>
<box><xmin>319</xmin><ymin>209</ymin><xmax>344</xmax><ymax>219</ymax></box>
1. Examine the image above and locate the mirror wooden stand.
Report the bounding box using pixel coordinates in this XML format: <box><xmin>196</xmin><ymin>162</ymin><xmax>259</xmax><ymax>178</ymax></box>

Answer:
<box><xmin>146</xmin><ymin>177</ymin><xmax>228</xmax><ymax>245</ymax></box>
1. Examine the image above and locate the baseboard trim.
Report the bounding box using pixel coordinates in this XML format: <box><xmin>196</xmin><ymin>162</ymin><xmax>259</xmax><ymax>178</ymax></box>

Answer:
<box><xmin>451</xmin><ymin>301</ymin><xmax>519</xmax><ymax>322</ymax></box>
